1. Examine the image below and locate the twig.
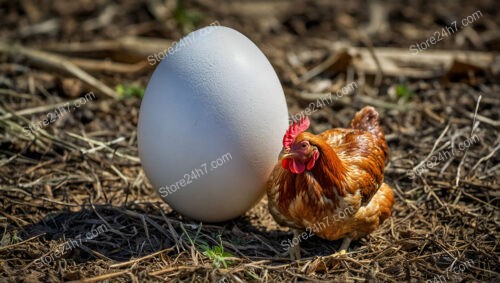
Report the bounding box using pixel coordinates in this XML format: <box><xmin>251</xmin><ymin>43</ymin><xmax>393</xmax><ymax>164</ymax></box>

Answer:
<box><xmin>412</xmin><ymin>123</ymin><xmax>451</xmax><ymax>171</ymax></box>
<box><xmin>300</xmin><ymin>50</ymin><xmax>351</xmax><ymax>82</ymax></box>
<box><xmin>0</xmin><ymin>233</ymin><xmax>44</xmax><ymax>251</ymax></box>
<box><xmin>0</xmin><ymin>101</ymin><xmax>71</xmax><ymax>121</ymax></box>
<box><xmin>358</xmin><ymin>30</ymin><xmax>384</xmax><ymax>86</ymax></box>
<box><xmin>66</xmin><ymin>132</ymin><xmax>140</xmax><ymax>163</ymax></box>
<box><xmin>470</xmin><ymin>142</ymin><xmax>500</xmax><ymax>174</ymax></box>
<box><xmin>69</xmin><ymin>57</ymin><xmax>152</xmax><ymax>75</ymax></box>
<box><xmin>357</xmin><ymin>95</ymin><xmax>413</xmax><ymax>111</ymax></box>
<box><xmin>455</xmin><ymin>95</ymin><xmax>481</xmax><ymax>187</ymax></box>
<box><xmin>0</xmin><ymin>41</ymin><xmax>118</xmax><ymax>99</ymax></box>
<box><xmin>66</xmin><ymin>270</ymin><xmax>130</xmax><ymax>283</ymax></box>
<box><xmin>109</xmin><ymin>247</ymin><xmax>175</xmax><ymax>268</ymax></box>
<box><xmin>149</xmin><ymin>265</ymin><xmax>202</xmax><ymax>276</ymax></box>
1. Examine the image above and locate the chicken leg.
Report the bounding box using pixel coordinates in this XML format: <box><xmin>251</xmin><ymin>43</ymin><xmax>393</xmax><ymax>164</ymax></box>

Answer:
<box><xmin>290</xmin><ymin>229</ymin><xmax>301</xmax><ymax>260</ymax></box>
<box><xmin>338</xmin><ymin>237</ymin><xmax>352</xmax><ymax>255</ymax></box>
<box><xmin>329</xmin><ymin>237</ymin><xmax>352</xmax><ymax>257</ymax></box>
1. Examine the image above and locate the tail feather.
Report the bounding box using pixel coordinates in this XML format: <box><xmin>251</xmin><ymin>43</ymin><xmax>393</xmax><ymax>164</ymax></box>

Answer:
<box><xmin>350</xmin><ymin>106</ymin><xmax>389</xmax><ymax>158</ymax></box>
<box><xmin>350</xmin><ymin>106</ymin><xmax>382</xmax><ymax>137</ymax></box>
<box><xmin>377</xmin><ymin>183</ymin><xmax>395</xmax><ymax>223</ymax></box>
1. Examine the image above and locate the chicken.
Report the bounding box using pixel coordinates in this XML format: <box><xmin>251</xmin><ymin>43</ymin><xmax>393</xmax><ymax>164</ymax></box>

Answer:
<box><xmin>266</xmin><ymin>106</ymin><xmax>395</xmax><ymax>259</ymax></box>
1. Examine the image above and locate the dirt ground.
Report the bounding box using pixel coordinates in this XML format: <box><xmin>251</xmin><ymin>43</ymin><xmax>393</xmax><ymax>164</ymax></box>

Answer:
<box><xmin>0</xmin><ymin>0</ymin><xmax>499</xmax><ymax>282</ymax></box>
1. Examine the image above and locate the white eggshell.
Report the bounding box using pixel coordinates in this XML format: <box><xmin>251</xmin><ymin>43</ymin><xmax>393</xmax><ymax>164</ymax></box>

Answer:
<box><xmin>138</xmin><ymin>26</ymin><xmax>288</xmax><ymax>222</ymax></box>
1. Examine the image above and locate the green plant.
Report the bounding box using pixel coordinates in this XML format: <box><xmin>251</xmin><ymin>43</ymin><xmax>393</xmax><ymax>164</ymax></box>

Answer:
<box><xmin>116</xmin><ymin>84</ymin><xmax>145</xmax><ymax>99</ymax></box>
<box><xmin>245</xmin><ymin>270</ymin><xmax>261</xmax><ymax>280</ymax></box>
<box><xmin>179</xmin><ymin>224</ymin><xmax>234</xmax><ymax>269</ymax></box>
<box><xmin>395</xmin><ymin>84</ymin><xmax>415</xmax><ymax>100</ymax></box>
<box><xmin>1</xmin><ymin>229</ymin><xmax>22</xmax><ymax>247</ymax></box>
<box><xmin>198</xmin><ymin>236</ymin><xmax>234</xmax><ymax>269</ymax></box>
<box><xmin>174</xmin><ymin>1</ymin><xmax>204</xmax><ymax>33</ymax></box>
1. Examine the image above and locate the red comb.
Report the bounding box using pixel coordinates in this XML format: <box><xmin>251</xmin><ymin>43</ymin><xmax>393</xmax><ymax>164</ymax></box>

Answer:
<box><xmin>283</xmin><ymin>116</ymin><xmax>310</xmax><ymax>148</ymax></box>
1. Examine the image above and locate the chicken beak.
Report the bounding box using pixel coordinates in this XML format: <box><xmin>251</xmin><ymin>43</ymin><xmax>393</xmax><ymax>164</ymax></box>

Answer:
<box><xmin>279</xmin><ymin>150</ymin><xmax>296</xmax><ymax>161</ymax></box>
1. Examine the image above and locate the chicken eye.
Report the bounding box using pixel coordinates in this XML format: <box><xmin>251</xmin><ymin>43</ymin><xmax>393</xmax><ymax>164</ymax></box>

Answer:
<box><xmin>301</xmin><ymin>142</ymin><xmax>308</xmax><ymax>148</ymax></box>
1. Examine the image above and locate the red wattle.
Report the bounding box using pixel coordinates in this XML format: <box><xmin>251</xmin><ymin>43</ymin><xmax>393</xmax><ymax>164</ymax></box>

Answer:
<box><xmin>281</xmin><ymin>158</ymin><xmax>290</xmax><ymax>169</ymax></box>
<box><xmin>306</xmin><ymin>150</ymin><xmax>319</xmax><ymax>170</ymax></box>
<box><xmin>290</xmin><ymin>159</ymin><xmax>305</xmax><ymax>174</ymax></box>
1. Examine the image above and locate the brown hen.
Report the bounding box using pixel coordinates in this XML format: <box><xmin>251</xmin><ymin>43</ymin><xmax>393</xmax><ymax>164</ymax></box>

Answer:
<box><xmin>267</xmin><ymin>106</ymin><xmax>395</xmax><ymax>259</ymax></box>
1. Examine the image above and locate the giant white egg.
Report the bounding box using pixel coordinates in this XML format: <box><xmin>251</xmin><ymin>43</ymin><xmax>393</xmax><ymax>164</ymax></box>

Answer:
<box><xmin>138</xmin><ymin>26</ymin><xmax>288</xmax><ymax>222</ymax></box>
